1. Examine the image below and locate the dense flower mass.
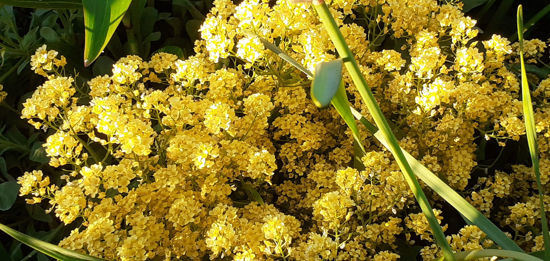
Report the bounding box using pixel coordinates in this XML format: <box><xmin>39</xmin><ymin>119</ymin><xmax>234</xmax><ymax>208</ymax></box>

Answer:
<box><xmin>17</xmin><ymin>0</ymin><xmax>550</xmax><ymax>260</ymax></box>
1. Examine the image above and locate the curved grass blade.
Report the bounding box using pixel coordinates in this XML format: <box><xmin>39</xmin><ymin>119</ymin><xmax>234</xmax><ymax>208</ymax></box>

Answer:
<box><xmin>518</xmin><ymin>5</ymin><xmax>550</xmax><ymax>260</ymax></box>
<box><xmin>523</xmin><ymin>4</ymin><xmax>550</xmax><ymax>35</ymax></box>
<box><xmin>241</xmin><ymin>182</ymin><xmax>264</xmax><ymax>205</ymax></box>
<box><xmin>454</xmin><ymin>249</ymin><xmax>542</xmax><ymax>261</ymax></box>
<box><xmin>350</xmin><ymin>106</ymin><xmax>524</xmax><ymax>252</ymax></box>
<box><xmin>312</xmin><ymin>2</ymin><xmax>455</xmax><ymax>259</ymax></box>
<box><xmin>259</xmin><ymin>31</ymin><xmax>521</xmax><ymax>253</ymax></box>
<box><xmin>511</xmin><ymin>4</ymin><xmax>550</xmax><ymax>41</ymax></box>
<box><xmin>259</xmin><ymin>39</ymin><xmax>366</xmax><ymax>164</ymax></box>
<box><xmin>331</xmin><ymin>81</ymin><xmax>366</xmax><ymax>163</ymax></box>
<box><xmin>0</xmin><ymin>0</ymin><xmax>81</xmax><ymax>9</ymax></box>
<box><xmin>311</xmin><ymin>59</ymin><xmax>343</xmax><ymax>108</ymax></box>
<box><xmin>258</xmin><ymin>37</ymin><xmax>312</xmax><ymax>77</ymax></box>
<box><xmin>83</xmin><ymin>0</ymin><xmax>132</xmax><ymax>66</ymax></box>
<box><xmin>0</xmin><ymin>223</ymin><xmax>105</xmax><ymax>261</ymax></box>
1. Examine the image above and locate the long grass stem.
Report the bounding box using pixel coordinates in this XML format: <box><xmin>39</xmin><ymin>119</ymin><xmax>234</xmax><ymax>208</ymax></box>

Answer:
<box><xmin>517</xmin><ymin>5</ymin><xmax>550</xmax><ymax>260</ymax></box>
<box><xmin>312</xmin><ymin>1</ymin><xmax>455</xmax><ymax>260</ymax></box>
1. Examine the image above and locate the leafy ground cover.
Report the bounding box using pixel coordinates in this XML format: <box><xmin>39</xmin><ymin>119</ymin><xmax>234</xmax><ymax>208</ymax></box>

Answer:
<box><xmin>1</xmin><ymin>0</ymin><xmax>550</xmax><ymax>260</ymax></box>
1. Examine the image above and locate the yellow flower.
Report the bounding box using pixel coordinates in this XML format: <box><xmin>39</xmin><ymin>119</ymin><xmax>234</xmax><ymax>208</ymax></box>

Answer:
<box><xmin>0</xmin><ymin>84</ymin><xmax>6</xmax><ymax>103</ymax></box>
<box><xmin>30</xmin><ymin>45</ymin><xmax>67</xmax><ymax>76</ymax></box>
<box><xmin>313</xmin><ymin>191</ymin><xmax>355</xmax><ymax>230</ymax></box>
<box><xmin>21</xmin><ymin>76</ymin><xmax>75</xmax><ymax>124</ymax></box>
<box><xmin>204</xmin><ymin>102</ymin><xmax>235</xmax><ymax>135</ymax></box>
<box><xmin>236</xmin><ymin>36</ymin><xmax>265</xmax><ymax>65</ymax></box>
<box><xmin>17</xmin><ymin>170</ymin><xmax>50</xmax><ymax>198</ymax></box>
<box><xmin>53</xmin><ymin>185</ymin><xmax>86</xmax><ymax>224</ymax></box>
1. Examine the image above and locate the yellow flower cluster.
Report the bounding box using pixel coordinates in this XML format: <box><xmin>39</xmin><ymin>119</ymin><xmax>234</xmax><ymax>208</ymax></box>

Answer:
<box><xmin>16</xmin><ymin>0</ymin><xmax>550</xmax><ymax>259</ymax></box>
<box><xmin>0</xmin><ymin>84</ymin><xmax>6</xmax><ymax>103</ymax></box>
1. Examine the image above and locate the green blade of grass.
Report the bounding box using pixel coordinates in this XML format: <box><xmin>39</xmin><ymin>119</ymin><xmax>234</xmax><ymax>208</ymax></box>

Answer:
<box><xmin>0</xmin><ymin>0</ymin><xmax>81</xmax><ymax>9</ymax></box>
<box><xmin>524</xmin><ymin>4</ymin><xmax>550</xmax><ymax>34</ymax></box>
<box><xmin>241</xmin><ymin>182</ymin><xmax>264</xmax><ymax>205</ymax></box>
<box><xmin>331</xmin><ymin>81</ymin><xmax>366</xmax><ymax>161</ymax></box>
<box><xmin>83</xmin><ymin>0</ymin><xmax>132</xmax><ymax>66</ymax></box>
<box><xmin>312</xmin><ymin>2</ymin><xmax>455</xmax><ymax>259</ymax></box>
<box><xmin>258</xmin><ymin>37</ymin><xmax>312</xmax><ymax>77</ymax></box>
<box><xmin>0</xmin><ymin>223</ymin><xmax>105</xmax><ymax>261</ymax></box>
<box><xmin>518</xmin><ymin>5</ymin><xmax>550</xmax><ymax>260</ymax></box>
<box><xmin>260</xmin><ymin>30</ymin><xmax>522</xmax><ymax>253</ymax></box>
<box><xmin>311</xmin><ymin>59</ymin><xmax>343</xmax><ymax>108</ymax></box>
<box><xmin>258</xmin><ymin>38</ymin><xmax>367</xmax><ymax>166</ymax></box>
<box><xmin>349</xmin><ymin>106</ymin><xmax>524</xmax><ymax>252</ymax></box>
<box><xmin>454</xmin><ymin>249</ymin><xmax>542</xmax><ymax>261</ymax></box>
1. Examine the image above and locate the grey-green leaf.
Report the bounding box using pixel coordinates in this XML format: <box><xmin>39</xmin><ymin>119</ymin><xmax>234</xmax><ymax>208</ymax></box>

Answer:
<box><xmin>29</xmin><ymin>142</ymin><xmax>49</xmax><ymax>164</ymax></box>
<box><xmin>312</xmin><ymin>59</ymin><xmax>343</xmax><ymax>108</ymax></box>
<box><xmin>0</xmin><ymin>181</ymin><xmax>19</xmax><ymax>211</ymax></box>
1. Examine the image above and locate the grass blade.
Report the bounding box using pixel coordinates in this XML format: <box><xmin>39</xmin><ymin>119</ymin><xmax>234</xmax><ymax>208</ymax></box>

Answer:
<box><xmin>0</xmin><ymin>223</ymin><xmax>105</xmax><ymax>261</ymax></box>
<box><xmin>331</xmin><ymin>81</ymin><xmax>366</xmax><ymax>161</ymax></box>
<box><xmin>524</xmin><ymin>4</ymin><xmax>550</xmax><ymax>34</ymax></box>
<box><xmin>312</xmin><ymin>2</ymin><xmax>455</xmax><ymax>259</ymax></box>
<box><xmin>260</xmin><ymin>30</ymin><xmax>523</xmax><ymax>253</ymax></box>
<box><xmin>517</xmin><ymin>5</ymin><xmax>550</xmax><ymax>260</ymax></box>
<box><xmin>83</xmin><ymin>0</ymin><xmax>132</xmax><ymax>66</ymax></box>
<box><xmin>0</xmin><ymin>0</ymin><xmax>81</xmax><ymax>9</ymax></box>
<box><xmin>258</xmin><ymin>39</ymin><xmax>367</xmax><ymax>165</ymax></box>
<box><xmin>258</xmin><ymin>37</ymin><xmax>312</xmax><ymax>77</ymax></box>
<box><xmin>349</xmin><ymin>106</ymin><xmax>524</xmax><ymax>252</ymax></box>
<box><xmin>311</xmin><ymin>59</ymin><xmax>343</xmax><ymax>108</ymax></box>
<box><xmin>454</xmin><ymin>249</ymin><xmax>542</xmax><ymax>261</ymax></box>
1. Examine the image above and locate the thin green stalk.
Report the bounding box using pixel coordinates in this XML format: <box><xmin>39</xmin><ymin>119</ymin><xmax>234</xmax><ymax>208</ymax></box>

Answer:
<box><xmin>311</xmin><ymin>1</ymin><xmax>455</xmax><ymax>260</ymax></box>
<box><xmin>518</xmin><ymin>5</ymin><xmax>550</xmax><ymax>260</ymax></box>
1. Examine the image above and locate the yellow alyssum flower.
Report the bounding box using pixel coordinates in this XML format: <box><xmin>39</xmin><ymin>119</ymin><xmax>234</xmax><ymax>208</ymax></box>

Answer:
<box><xmin>21</xmin><ymin>76</ymin><xmax>75</xmax><ymax>124</ymax></box>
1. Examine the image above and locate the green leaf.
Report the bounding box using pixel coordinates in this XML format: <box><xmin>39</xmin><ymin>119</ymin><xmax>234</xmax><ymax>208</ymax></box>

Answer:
<box><xmin>92</xmin><ymin>56</ymin><xmax>115</xmax><ymax>76</ymax></box>
<box><xmin>39</xmin><ymin>27</ymin><xmax>61</xmax><ymax>44</ymax></box>
<box><xmin>185</xmin><ymin>19</ymin><xmax>203</xmax><ymax>42</ymax></box>
<box><xmin>241</xmin><ymin>182</ymin><xmax>264</xmax><ymax>205</ymax></box>
<box><xmin>511</xmin><ymin>63</ymin><xmax>550</xmax><ymax>79</ymax></box>
<box><xmin>83</xmin><ymin>0</ymin><xmax>133</xmax><ymax>66</ymax></box>
<box><xmin>461</xmin><ymin>0</ymin><xmax>489</xmax><ymax>12</ymax></box>
<box><xmin>0</xmin><ymin>181</ymin><xmax>19</xmax><ymax>211</ymax></box>
<box><xmin>173</xmin><ymin>0</ymin><xmax>205</xmax><ymax>20</ymax></box>
<box><xmin>0</xmin><ymin>0</ymin><xmax>81</xmax><ymax>9</ymax></box>
<box><xmin>29</xmin><ymin>142</ymin><xmax>49</xmax><ymax>164</ymax></box>
<box><xmin>154</xmin><ymin>46</ymin><xmax>185</xmax><ymax>58</ymax></box>
<box><xmin>0</xmin><ymin>223</ymin><xmax>105</xmax><ymax>261</ymax></box>
<box><xmin>139</xmin><ymin>7</ymin><xmax>158</xmax><ymax>37</ymax></box>
<box><xmin>26</xmin><ymin>205</ymin><xmax>53</xmax><ymax>223</ymax></box>
<box><xmin>0</xmin><ymin>243</ymin><xmax>8</xmax><ymax>261</ymax></box>
<box><xmin>311</xmin><ymin>59</ymin><xmax>343</xmax><ymax>108</ymax></box>
<box><xmin>518</xmin><ymin>5</ymin><xmax>550</xmax><ymax>260</ymax></box>
<box><xmin>143</xmin><ymin>32</ymin><xmax>161</xmax><ymax>43</ymax></box>
<box><xmin>0</xmin><ymin>157</ymin><xmax>12</xmax><ymax>181</ymax></box>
